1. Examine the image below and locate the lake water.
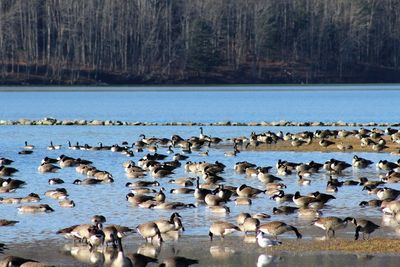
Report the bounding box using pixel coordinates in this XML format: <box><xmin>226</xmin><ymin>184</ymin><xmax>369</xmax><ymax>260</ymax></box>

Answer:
<box><xmin>1</xmin><ymin>85</ymin><xmax>400</xmax><ymax>266</ymax></box>
<box><xmin>1</xmin><ymin>85</ymin><xmax>400</xmax><ymax>123</ymax></box>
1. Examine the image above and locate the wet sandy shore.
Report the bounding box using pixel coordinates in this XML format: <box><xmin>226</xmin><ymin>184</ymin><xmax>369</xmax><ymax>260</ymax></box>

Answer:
<box><xmin>2</xmin><ymin>235</ymin><xmax>400</xmax><ymax>266</ymax></box>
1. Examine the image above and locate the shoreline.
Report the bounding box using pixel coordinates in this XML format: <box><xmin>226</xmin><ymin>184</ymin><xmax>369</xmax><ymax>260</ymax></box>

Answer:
<box><xmin>2</xmin><ymin>236</ymin><xmax>400</xmax><ymax>266</ymax></box>
<box><xmin>1</xmin><ymin>118</ymin><xmax>399</xmax><ymax>127</ymax></box>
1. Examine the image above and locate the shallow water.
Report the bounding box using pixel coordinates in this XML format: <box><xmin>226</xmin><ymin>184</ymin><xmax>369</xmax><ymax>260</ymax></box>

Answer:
<box><xmin>1</xmin><ymin>85</ymin><xmax>400</xmax><ymax>123</ymax></box>
<box><xmin>4</xmin><ymin>236</ymin><xmax>400</xmax><ymax>267</ymax></box>
<box><xmin>1</xmin><ymin>86</ymin><xmax>400</xmax><ymax>266</ymax></box>
<box><xmin>0</xmin><ymin>125</ymin><xmax>399</xmax><ymax>244</ymax></box>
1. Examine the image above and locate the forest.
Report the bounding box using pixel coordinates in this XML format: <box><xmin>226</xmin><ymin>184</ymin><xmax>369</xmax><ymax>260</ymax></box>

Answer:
<box><xmin>1</xmin><ymin>0</ymin><xmax>400</xmax><ymax>84</ymax></box>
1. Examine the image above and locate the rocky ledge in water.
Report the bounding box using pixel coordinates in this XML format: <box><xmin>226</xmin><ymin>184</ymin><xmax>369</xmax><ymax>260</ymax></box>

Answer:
<box><xmin>0</xmin><ymin>118</ymin><xmax>399</xmax><ymax>127</ymax></box>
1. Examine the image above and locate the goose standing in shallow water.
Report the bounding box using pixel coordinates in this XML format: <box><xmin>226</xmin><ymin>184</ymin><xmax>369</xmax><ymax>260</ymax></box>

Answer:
<box><xmin>312</xmin><ymin>216</ymin><xmax>353</xmax><ymax>237</ymax></box>
<box><xmin>110</xmin><ymin>237</ymin><xmax>133</xmax><ymax>267</ymax></box>
<box><xmin>258</xmin><ymin>221</ymin><xmax>302</xmax><ymax>240</ymax></box>
<box><xmin>209</xmin><ymin>221</ymin><xmax>240</xmax><ymax>240</ymax></box>
<box><xmin>136</xmin><ymin>222</ymin><xmax>163</xmax><ymax>243</ymax></box>
<box><xmin>352</xmin><ymin>218</ymin><xmax>380</xmax><ymax>240</ymax></box>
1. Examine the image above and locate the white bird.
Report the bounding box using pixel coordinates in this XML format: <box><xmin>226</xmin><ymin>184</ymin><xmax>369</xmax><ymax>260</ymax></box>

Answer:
<box><xmin>256</xmin><ymin>230</ymin><xmax>282</xmax><ymax>248</ymax></box>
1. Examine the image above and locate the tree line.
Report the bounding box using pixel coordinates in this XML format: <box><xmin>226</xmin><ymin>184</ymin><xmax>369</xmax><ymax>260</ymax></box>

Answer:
<box><xmin>1</xmin><ymin>0</ymin><xmax>400</xmax><ymax>84</ymax></box>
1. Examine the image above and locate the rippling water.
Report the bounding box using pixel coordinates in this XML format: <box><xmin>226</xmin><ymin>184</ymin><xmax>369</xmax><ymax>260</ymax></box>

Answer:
<box><xmin>1</xmin><ymin>85</ymin><xmax>400</xmax><ymax>123</ymax></box>
<box><xmin>1</xmin><ymin>85</ymin><xmax>400</xmax><ymax>266</ymax></box>
<box><xmin>0</xmin><ymin>125</ymin><xmax>400</xmax><ymax>244</ymax></box>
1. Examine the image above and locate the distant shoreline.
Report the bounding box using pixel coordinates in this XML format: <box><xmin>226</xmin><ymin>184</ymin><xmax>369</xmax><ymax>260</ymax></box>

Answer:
<box><xmin>1</xmin><ymin>118</ymin><xmax>399</xmax><ymax>128</ymax></box>
<box><xmin>1</xmin><ymin>84</ymin><xmax>400</xmax><ymax>92</ymax></box>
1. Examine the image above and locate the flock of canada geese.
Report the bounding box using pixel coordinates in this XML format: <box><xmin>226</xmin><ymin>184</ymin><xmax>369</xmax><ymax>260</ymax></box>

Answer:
<box><xmin>2</xmin><ymin>126</ymin><xmax>400</xmax><ymax>266</ymax></box>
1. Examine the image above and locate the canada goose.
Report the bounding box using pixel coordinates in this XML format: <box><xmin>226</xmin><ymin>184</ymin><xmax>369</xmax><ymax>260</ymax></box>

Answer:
<box><xmin>22</xmin><ymin>193</ymin><xmax>41</xmax><ymax>203</ymax></box>
<box><xmin>136</xmin><ymin>222</ymin><xmax>163</xmax><ymax>243</ymax></box>
<box><xmin>44</xmin><ymin>188</ymin><xmax>68</xmax><ymax>199</ymax></box>
<box><xmin>208</xmin><ymin>205</ymin><xmax>230</xmax><ymax>214</ymax></box>
<box><xmin>298</xmin><ymin>207</ymin><xmax>321</xmax><ymax>218</ymax></box>
<box><xmin>181</xmin><ymin>143</ymin><xmax>192</xmax><ymax>154</ymax></box>
<box><xmin>343</xmin><ymin>179</ymin><xmax>359</xmax><ymax>186</ymax></box>
<box><xmin>38</xmin><ymin>162</ymin><xmax>61</xmax><ymax>173</ymax></box>
<box><xmin>224</xmin><ymin>144</ymin><xmax>239</xmax><ymax>157</ymax></box>
<box><xmin>236</xmin><ymin>213</ymin><xmax>251</xmax><ymax>225</ymax></box>
<box><xmin>173</xmin><ymin>153</ymin><xmax>189</xmax><ymax>161</ymax></box>
<box><xmin>87</xmin><ymin>225</ymin><xmax>105</xmax><ymax>251</ymax></box>
<box><xmin>0</xmin><ymin>255</ymin><xmax>53</xmax><ymax>267</ymax></box>
<box><xmin>194</xmin><ymin>177</ymin><xmax>212</xmax><ymax>200</ymax></box>
<box><xmin>126</xmin><ymin>193</ymin><xmax>155</xmax><ymax>205</ymax></box>
<box><xmin>129</xmin><ymin>188</ymin><xmax>156</xmax><ymax>196</ymax></box>
<box><xmin>111</xmin><ymin>237</ymin><xmax>132</xmax><ymax>267</ymax></box>
<box><xmin>257</xmin><ymin>172</ymin><xmax>282</xmax><ymax>184</ymax></box>
<box><xmin>209</xmin><ymin>221</ymin><xmax>240</xmax><ymax>240</ymax></box>
<box><xmin>298</xmin><ymin>175</ymin><xmax>311</xmax><ymax>186</ymax></box>
<box><xmin>0</xmin><ymin>196</ymin><xmax>23</xmax><ymax>204</ymax></box>
<box><xmin>73</xmin><ymin>178</ymin><xmax>101</xmax><ymax>185</ymax></box>
<box><xmin>329</xmin><ymin>159</ymin><xmax>352</xmax><ymax>174</ymax></box>
<box><xmin>59</xmin><ymin>199</ymin><xmax>75</xmax><ymax>208</ymax></box>
<box><xmin>23</xmin><ymin>141</ymin><xmax>35</xmax><ymax>150</ymax></box>
<box><xmin>245</xmin><ymin>167</ymin><xmax>259</xmax><ymax>177</ymax></box>
<box><xmin>57</xmin><ymin>223</ymin><xmax>93</xmax><ymax>241</ymax></box>
<box><xmin>0</xmin><ymin>219</ymin><xmax>19</xmax><ymax>226</ymax></box>
<box><xmin>352</xmin><ymin>155</ymin><xmax>373</xmax><ymax>169</ymax></box>
<box><xmin>381</xmin><ymin>200</ymin><xmax>400</xmax><ymax>214</ymax></box>
<box><xmin>235</xmin><ymin>161</ymin><xmax>257</xmax><ymax>173</ymax></box>
<box><xmin>277</xmin><ymin>166</ymin><xmax>292</xmax><ymax>176</ymax></box>
<box><xmin>319</xmin><ymin>139</ymin><xmax>335</xmax><ymax>148</ymax></box>
<box><xmin>59</xmin><ymin>157</ymin><xmax>77</xmax><ymax>168</ymax></box>
<box><xmin>0</xmin><ymin>157</ymin><xmax>13</xmax><ymax>165</ymax></box>
<box><xmin>0</xmin><ymin>177</ymin><xmax>26</xmax><ymax>189</ymax></box>
<box><xmin>336</xmin><ymin>142</ymin><xmax>353</xmax><ymax>151</ymax></box>
<box><xmin>92</xmin><ymin>214</ymin><xmax>107</xmax><ymax>226</ymax></box>
<box><xmin>169</xmin><ymin>177</ymin><xmax>195</xmax><ymax>187</ymax></box>
<box><xmin>359</xmin><ymin>199</ymin><xmax>382</xmax><ymax>207</ymax></box>
<box><xmin>205</xmin><ymin>194</ymin><xmax>224</xmax><ymax>206</ymax></box>
<box><xmin>148</xmin><ymin>202</ymin><xmax>195</xmax><ymax>210</ymax></box>
<box><xmin>272</xmin><ymin>206</ymin><xmax>299</xmax><ymax>215</ymax></box>
<box><xmin>0</xmin><ymin>192</ymin><xmax>39</xmax><ymax>204</ymax></box>
<box><xmin>48</xmin><ymin>178</ymin><xmax>64</xmax><ymax>185</ymax></box>
<box><xmin>310</xmin><ymin>191</ymin><xmax>336</xmax><ymax>204</ymax></box>
<box><xmin>258</xmin><ymin>221</ymin><xmax>302</xmax><ymax>240</ymax></box>
<box><xmin>351</xmin><ymin>218</ymin><xmax>380</xmax><ymax>240</ymax></box>
<box><xmin>159</xmin><ymin>256</ymin><xmax>199</xmax><ymax>267</ymax></box>
<box><xmin>377</xmin><ymin>187</ymin><xmax>400</xmax><ymax>200</ymax></box>
<box><xmin>18</xmin><ymin>204</ymin><xmax>54</xmax><ymax>213</ymax></box>
<box><xmin>377</xmin><ymin>160</ymin><xmax>399</xmax><ymax>171</ymax></box>
<box><xmin>67</xmin><ymin>141</ymin><xmax>80</xmax><ymax>150</ymax></box>
<box><xmin>241</xmin><ymin>217</ymin><xmax>260</xmax><ymax>234</ymax></box>
<box><xmin>124</xmin><ymin>253</ymin><xmax>158</xmax><ymax>267</ymax></box>
<box><xmin>151</xmin><ymin>167</ymin><xmax>174</xmax><ymax>178</ymax></box>
<box><xmin>126</xmin><ymin>181</ymin><xmax>160</xmax><ymax>187</ymax></box>
<box><xmin>236</xmin><ymin>184</ymin><xmax>265</xmax><ymax>198</ymax></box>
<box><xmin>359</xmin><ymin>177</ymin><xmax>384</xmax><ymax>187</ymax></box>
<box><xmin>312</xmin><ymin>216</ymin><xmax>353</xmax><ymax>237</ymax></box>
<box><xmin>372</xmin><ymin>142</ymin><xmax>389</xmax><ymax>152</ymax></box>
<box><xmin>214</xmin><ymin>185</ymin><xmax>233</xmax><ymax>202</ymax></box>
<box><xmin>47</xmin><ymin>141</ymin><xmax>62</xmax><ymax>150</ymax></box>
<box><xmin>0</xmin><ymin>165</ymin><xmax>18</xmax><ymax>176</ymax></box>
<box><xmin>326</xmin><ymin>181</ymin><xmax>338</xmax><ymax>193</ymax></box>
<box><xmin>199</xmin><ymin>150</ymin><xmax>209</xmax><ymax>157</ymax></box>
<box><xmin>154</xmin><ymin>212</ymin><xmax>184</xmax><ymax>233</ymax></box>
<box><xmin>235</xmin><ymin>197</ymin><xmax>252</xmax><ymax>205</ymax></box>
<box><xmin>256</xmin><ymin>231</ymin><xmax>282</xmax><ymax>248</ymax></box>
<box><xmin>292</xmin><ymin>191</ymin><xmax>315</xmax><ymax>207</ymax></box>
<box><xmin>170</xmin><ymin>188</ymin><xmax>195</xmax><ymax>194</ymax></box>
